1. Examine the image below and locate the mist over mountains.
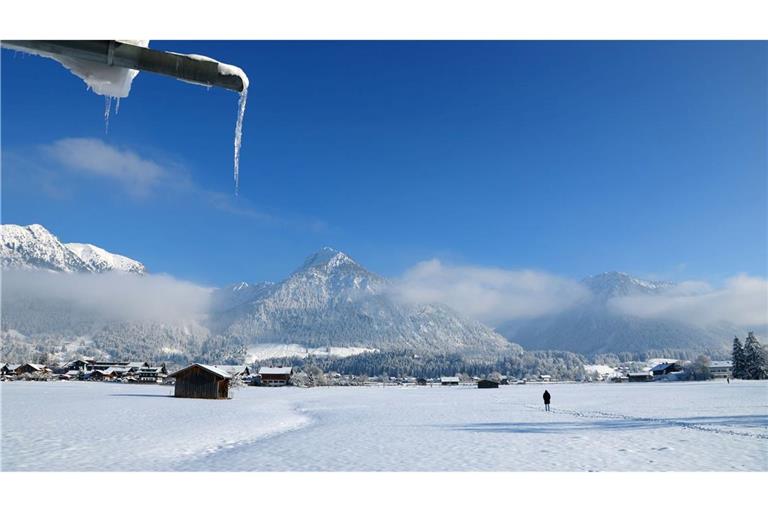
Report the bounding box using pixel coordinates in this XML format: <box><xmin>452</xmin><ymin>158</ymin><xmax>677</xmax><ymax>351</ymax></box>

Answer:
<box><xmin>1</xmin><ymin>225</ymin><xmax>516</xmax><ymax>363</ymax></box>
<box><xmin>2</xmin><ymin>223</ymin><xmax>762</xmax><ymax>364</ymax></box>
<box><xmin>499</xmin><ymin>272</ymin><xmax>740</xmax><ymax>356</ymax></box>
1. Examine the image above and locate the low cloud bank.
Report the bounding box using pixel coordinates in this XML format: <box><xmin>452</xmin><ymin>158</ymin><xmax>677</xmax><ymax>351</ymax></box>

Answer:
<box><xmin>391</xmin><ymin>259</ymin><xmax>591</xmax><ymax>326</ymax></box>
<box><xmin>392</xmin><ymin>260</ymin><xmax>768</xmax><ymax>328</ymax></box>
<box><xmin>609</xmin><ymin>274</ymin><xmax>768</xmax><ymax>327</ymax></box>
<box><xmin>2</xmin><ymin>269</ymin><xmax>212</xmax><ymax>323</ymax></box>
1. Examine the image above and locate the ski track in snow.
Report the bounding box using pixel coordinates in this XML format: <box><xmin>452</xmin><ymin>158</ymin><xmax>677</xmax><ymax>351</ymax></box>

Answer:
<box><xmin>525</xmin><ymin>405</ymin><xmax>768</xmax><ymax>439</ymax></box>
<box><xmin>531</xmin><ymin>405</ymin><xmax>768</xmax><ymax>440</ymax></box>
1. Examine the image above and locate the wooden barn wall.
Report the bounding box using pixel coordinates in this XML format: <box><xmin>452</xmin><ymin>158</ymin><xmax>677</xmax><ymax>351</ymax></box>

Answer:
<box><xmin>174</xmin><ymin>366</ymin><xmax>226</xmax><ymax>399</ymax></box>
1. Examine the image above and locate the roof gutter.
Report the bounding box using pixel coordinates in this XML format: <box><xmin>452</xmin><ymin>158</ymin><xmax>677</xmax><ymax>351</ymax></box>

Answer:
<box><xmin>2</xmin><ymin>40</ymin><xmax>246</xmax><ymax>93</ymax></box>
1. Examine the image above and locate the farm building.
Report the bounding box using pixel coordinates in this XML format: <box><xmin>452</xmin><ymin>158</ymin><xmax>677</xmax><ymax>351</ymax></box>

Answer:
<box><xmin>138</xmin><ymin>365</ymin><xmax>168</xmax><ymax>383</ymax></box>
<box><xmin>64</xmin><ymin>359</ymin><xmax>92</xmax><ymax>372</ymax></box>
<box><xmin>416</xmin><ymin>378</ymin><xmax>428</xmax><ymax>386</ymax></box>
<box><xmin>169</xmin><ymin>364</ymin><xmax>232</xmax><ymax>399</ymax></box>
<box><xmin>707</xmin><ymin>361</ymin><xmax>733</xmax><ymax>378</ymax></box>
<box><xmin>651</xmin><ymin>362</ymin><xmax>684</xmax><ymax>376</ymax></box>
<box><xmin>258</xmin><ymin>366</ymin><xmax>293</xmax><ymax>386</ymax></box>
<box><xmin>627</xmin><ymin>372</ymin><xmax>653</xmax><ymax>382</ymax></box>
<box><xmin>15</xmin><ymin>363</ymin><xmax>49</xmax><ymax>375</ymax></box>
<box><xmin>440</xmin><ymin>376</ymin><xmax>460</xmax><ymax>386</ymax></box>
<box><xmin>1</xmin><ymin>364</ymin><xmax>20</xmax><ymax>376</ymax></box>
<box><xmin>477</xmin><ymin>379</ymin><xmax>499</xmax><ymax>389</ymax></box>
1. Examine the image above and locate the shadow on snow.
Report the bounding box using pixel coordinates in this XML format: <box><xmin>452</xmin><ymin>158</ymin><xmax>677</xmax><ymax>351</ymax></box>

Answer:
<box><xmin>445</xmin><ymin>415</ymin><xmax>768</xmax><ymax>434</ymax></box>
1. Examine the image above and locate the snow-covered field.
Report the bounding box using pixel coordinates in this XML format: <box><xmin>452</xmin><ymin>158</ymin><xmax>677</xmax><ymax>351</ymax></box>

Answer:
<box><xmin>1</xmin><ymin>380</ymin><xmax>766</xmax><ymax>471</ymax></box>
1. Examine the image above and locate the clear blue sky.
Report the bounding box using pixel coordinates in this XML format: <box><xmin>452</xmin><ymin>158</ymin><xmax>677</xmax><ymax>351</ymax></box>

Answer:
<box><xmin>2</xmin><ymin>41</ymin><xmax>766</xmax><ymax>286</ymax></box>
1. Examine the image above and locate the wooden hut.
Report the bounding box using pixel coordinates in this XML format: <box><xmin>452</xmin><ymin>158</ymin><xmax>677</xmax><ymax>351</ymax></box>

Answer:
<box><xmin>169</xmin><ymin>364</ymin><xmax>231</xmax><ymax>399</ymax></box>
<box><xmin>477</xmin><ymin>379</ymin><xmax>499</xmax><ymax>389</ymax></box>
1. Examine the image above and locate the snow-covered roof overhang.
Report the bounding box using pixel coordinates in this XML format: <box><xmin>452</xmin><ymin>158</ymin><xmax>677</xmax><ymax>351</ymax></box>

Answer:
<box><xmin>2</xmin><ymin>40</ymin><xmax>248</xmax><ymax>94</ymax></box>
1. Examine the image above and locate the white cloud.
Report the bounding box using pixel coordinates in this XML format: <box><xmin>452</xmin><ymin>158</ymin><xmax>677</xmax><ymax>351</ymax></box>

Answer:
<box><xmin>2</xmin><ymin>269</ymin><xmax>211</xmax><ymax>323</ymax></box>
<box><xmin>29</xmin><ymin>138</ymin><xmax>328</xmax><ymax>232</ymax></box>
<box><xmin>44</xmin><ymin>138</ymin><xmax>169</xmax><ymax>196</ymax></box>
<box><xmin>609</xmin><ymin>274</ymin><xmax>768</xmax><ymax>326</ymax></box>
<box><xmin>391</xmin><ymin>259</ymin><xmax>591</xmax><ymax>325</ymax></box>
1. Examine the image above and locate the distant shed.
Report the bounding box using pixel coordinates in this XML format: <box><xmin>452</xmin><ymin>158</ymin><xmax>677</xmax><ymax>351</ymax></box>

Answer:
<box><xmin>440</xmin><ymin>376</ymin><xmax>460</xmax><ymax>386</ymax></box>
<box><xmin>477</xmin><ymin>379</ymin><xmax>499</xmax><ymax>389</ymax></box>
<box><xmin>169</xmin><ymin>364</ymin><xmax>231</xmax><ymax>399</ymax></box>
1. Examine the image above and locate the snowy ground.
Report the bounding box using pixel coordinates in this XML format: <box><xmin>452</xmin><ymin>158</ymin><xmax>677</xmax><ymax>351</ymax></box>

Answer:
<box><xmin>1</xmin><ymin>380</ymin><xmax>766</xmax><ymax>471</ymax></box>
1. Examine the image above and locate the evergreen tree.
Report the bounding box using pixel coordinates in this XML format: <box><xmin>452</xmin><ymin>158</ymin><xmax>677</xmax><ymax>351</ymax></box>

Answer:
<box><xmin>732</xmin><ymin>336</ymin><xmax>746</xmax><ymax>379</ymax></box>
<box><xmin>743</xmin><ymin>332</ymin><xmax>768</xmax><ymax>380</ymax></box>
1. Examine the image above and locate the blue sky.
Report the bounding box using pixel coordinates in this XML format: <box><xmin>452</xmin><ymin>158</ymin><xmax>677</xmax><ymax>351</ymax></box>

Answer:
<box><xmin>2</xmin><ymin>41</ymin><xmax>766</xmax><ymax>286</ymax></box>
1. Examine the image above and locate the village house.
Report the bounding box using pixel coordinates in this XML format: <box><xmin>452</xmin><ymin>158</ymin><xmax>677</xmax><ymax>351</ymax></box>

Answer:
<box><xmin>416</xmin><ymin>377</ymin><xmax>428</xmax><ymax>386</ymax></box>
<box><xmin>137</xmin><ymin>364</ymin><xmax>168</xmax><ymax>383</ymax></box>
<box><xmin>258</xmin><ymin>366</ymin><xmax>293</xmax><ymax>386</ymax></box>
<box><xmin>169</xmin><ymin>363</ymin><xmax>232</xmax><ymax>399</ymax></box>
<box><xmin>477</xmin><ymin>379</ymin><xmax>499</xmax><ymax>389</ymax></box>
<box><xmin>627</xmin><ymin>372</ymin><xmax>653</xmax><ymax>382</ymax></box>
<box><xmin>707</xmin><ymin>361</ymin><xmax>733</xmax><ymax>378</ymax></box>
<box><xmin>87</xmin><ymin>369</ymin><xmax>112</xmax><ymax>381</ymax></box>
<box><xmin>440</xmin><ymin>376</ymin><xmax>460</xmax><ymax>386</ymax></box>
<box><xmin>651</xmin><ymin>361</ymin><xmax>685</xmax><ymax>377</ymax></box>
<box><xmin>64</xmin><ymin>359</ymin><xmax>92</xmax><ymax>372</ymax></box>
<box><xmin>15</xmin><ymin>363</ymin><xmax>49</xmax><ymax>375</ymax></box>
<box><xmin>1</xmin><ymin>364</ymin><xmax>20</xmax><ymax>376</ymax></box>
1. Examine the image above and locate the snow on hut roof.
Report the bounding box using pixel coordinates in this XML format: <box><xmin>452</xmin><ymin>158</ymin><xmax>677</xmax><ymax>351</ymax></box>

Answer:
<box><xmin>259</xmin><ymin>366</ymin><xmax>292</xmax><ymax>375</ymax></box>
<box><xmin>651</xmin><ymin>362</ymin><xmax>677</xmax><ymax>372</ymax></box>
<box><xmin>708</xmin><ymin>361</ymin><xmax>733</xmax><ymax>368</ymax></box>
<box><xmin>169</xmin><ymin>363</ymin><xmax>231</xmax><ymax>379</ymax></box>
<box><xmin>440</xmin><ymin>376</ymin><xmax>460</xmax><ymax>383</ymax></box>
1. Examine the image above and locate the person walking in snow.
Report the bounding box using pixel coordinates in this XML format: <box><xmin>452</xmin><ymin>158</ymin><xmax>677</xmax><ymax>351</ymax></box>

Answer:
<box><xmin>543</xmin><ymin>389</ymin><xmax>551</xmax><ymax>411</ymax></box>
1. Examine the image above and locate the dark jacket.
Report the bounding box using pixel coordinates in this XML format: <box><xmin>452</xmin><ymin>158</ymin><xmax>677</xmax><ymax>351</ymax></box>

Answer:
<box><xmin>543</xmin><ymin>390</ymin><xmax>551</xmax><ymax>404</ymax></box>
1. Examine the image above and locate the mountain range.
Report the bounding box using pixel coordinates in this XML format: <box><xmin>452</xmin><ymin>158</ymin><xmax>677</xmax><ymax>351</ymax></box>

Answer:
<box><xmin>1</xmin><ymin>224</ymin><xmax>517</xmax><ymax>363</ymax></box>
<box><xmin>1</xmin><ymin>223</ymin><xmax>742</xmax><ymax>363</ymax></box>
<box><xmin>1</xmin><ymin>224</ymin><xmax>145</xmax><ymax>274</ymax></box>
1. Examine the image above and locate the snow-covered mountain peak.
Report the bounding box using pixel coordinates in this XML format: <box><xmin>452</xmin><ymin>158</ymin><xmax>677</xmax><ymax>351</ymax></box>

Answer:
<box><xmin>299</xmin><ymin>247</ymin><xmax>360</xmax><ymax>273</ymax></box>
<box><xmin>65</xmin><ymin>242</ymin><xmax>145</xmax><ymax>275</ymax></box>
<box><xmin>1</xmin><ymin>223</ymin><xmax>92</xmax><ymax>273</ymax></box>
<box><xmin>1</xmin><ymin>223</ymin><xmax>145</xmax><ymax>274</ymax></box>
<box><xmin>582</xmin><ymin>271</ymin><xmax>673</xmax><ymax>301</ymax></box>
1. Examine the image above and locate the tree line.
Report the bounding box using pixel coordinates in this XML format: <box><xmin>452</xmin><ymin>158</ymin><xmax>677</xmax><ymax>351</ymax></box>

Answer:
<box><xmin>732</xmin><ymin>332</ymin><xmax>768</xmax><ymax>380</ymax></box>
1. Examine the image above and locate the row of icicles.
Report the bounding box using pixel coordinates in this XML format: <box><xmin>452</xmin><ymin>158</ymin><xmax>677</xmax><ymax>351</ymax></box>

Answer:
<box><xmin>102</xmin><ymin>86</ymin><xmax>247</xmax><ymax>195</ymax></box>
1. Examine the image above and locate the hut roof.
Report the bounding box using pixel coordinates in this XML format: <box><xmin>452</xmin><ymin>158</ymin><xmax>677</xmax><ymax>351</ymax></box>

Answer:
<box><xmin>440</xmin><ymin>376</ymin><xmax>460</xmax><ymax>383</ymax></box>
<box><xmin>169</xmin><ymin>363</ymin><xmax>231</xmax><ymax>379</ymax></box>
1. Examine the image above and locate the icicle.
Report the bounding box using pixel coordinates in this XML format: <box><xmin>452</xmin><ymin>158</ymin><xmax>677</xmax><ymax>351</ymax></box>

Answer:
<box><xmin>115</xmin><ymin>98</ymin><xmax>121</xmax><ymax>115</ymax></box>
<box><xmin>104</xmin><ymin>96</ymin><xmax>112</xmax><ymax>134</ymax></box>
<box><xmin>233</xmin><ymin>87</ymin><xmax>248</xmax><ymax>195</ymax></box>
